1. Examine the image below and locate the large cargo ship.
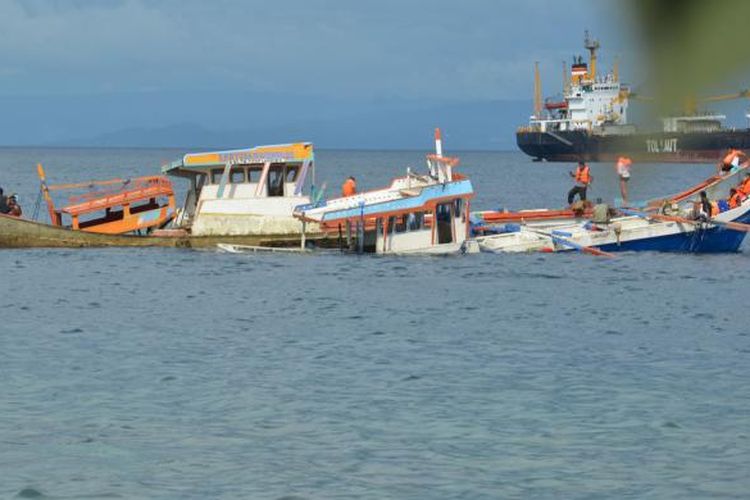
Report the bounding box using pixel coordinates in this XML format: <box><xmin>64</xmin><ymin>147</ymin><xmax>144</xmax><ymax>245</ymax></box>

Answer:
<box><xmin>516</xmin><ymin>32</ymin><xmax>750</xmax><ymax>163</ymax></box>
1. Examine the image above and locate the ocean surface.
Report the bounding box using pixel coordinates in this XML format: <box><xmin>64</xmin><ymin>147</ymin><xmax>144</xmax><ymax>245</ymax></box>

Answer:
<box><xmin>1</xmin><ymin>147</ymin><xmax>749</xmax><ymax>499</ymax></box>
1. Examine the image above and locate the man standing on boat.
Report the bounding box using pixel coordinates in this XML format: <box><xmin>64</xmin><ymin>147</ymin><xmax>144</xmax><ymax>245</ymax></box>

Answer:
<box><xmin>615</xmin><ymin>156</ymin><xmax>632</xmax><ymax>205</ymax></box>
<box><xmin>568</xmin><ymin>161</ymin><xmax>592</xmax><ymax>205</ymax></box>
<box><xmin>342</xmin><ymin>176</ymin><xmax>357</xmax><ymax>197</ymax></box>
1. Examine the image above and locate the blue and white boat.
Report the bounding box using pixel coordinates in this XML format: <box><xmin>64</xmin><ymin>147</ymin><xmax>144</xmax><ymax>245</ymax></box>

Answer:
<box><xmin>472</xmin><ymin>167</ymin><xmax>750</xmax><ymax>254</ymax></box>
<box><xmin>293</xmin><ymin>129</ymin><xmax>475</xmax><ymax>254</ymax></box>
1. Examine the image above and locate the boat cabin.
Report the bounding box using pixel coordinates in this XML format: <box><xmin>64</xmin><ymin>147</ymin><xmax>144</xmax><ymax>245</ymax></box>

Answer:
<box><xmin>162</xmin><ymin>143</ymin><xmax>317</xmax><ymax>236</ymax></box>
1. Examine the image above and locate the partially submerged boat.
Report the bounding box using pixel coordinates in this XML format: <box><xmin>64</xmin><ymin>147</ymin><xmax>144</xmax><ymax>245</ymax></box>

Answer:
<box><xmin>0</xmin><ymin>212</ymin><xmax>322</xmax><ymax>249</ymax></box>
<box><xmin>0</xmin><ymin>150</ymin><xmax>331</xmax><ymax>249</ymax></box>
<box><xmin>291</xmin><ymin>129</ymin><xmax>474</xmax><ymax>254</ymax></box>
<box><xmin>163</xmin><ymin>142</ymin><xmax>321</xmax><ymax>237</ymax></box>
<box><xmin>473</xmin><ymin>166</ymin><xmax>750</xmax><ymax>254</ymax></box>
<box><xmin>37</xmin><ymin>164</ymin><xmax>176</xmax><ymax>234</ymax></box>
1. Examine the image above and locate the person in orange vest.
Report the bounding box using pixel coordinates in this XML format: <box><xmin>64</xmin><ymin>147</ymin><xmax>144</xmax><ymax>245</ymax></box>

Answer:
<box><xmin>341</xmin><ymin>176</ymin><xmax>357</xmax><ymax>197</ymax></box>
<box><xmin>615</xmin><ymin>156</ymin><xmax>632</xmax><ymax>205</ymax></box>
<box><xmin>718</xmin><ymin>148</ymin><xmax>746</xmax><ymax>173</ymax></box>
<box><xmin>728</xmin><ymin>188</ymin><xmax>746</xmax><ymax>209</ymax></box>
<box><xmin>568</xmin><ymin>161</ymin><xmax>592</xmax><ymax>205</ymax></box>
<box><xmin>6</xmin><ymin>194</ymin><xmax>22</xmax><ymax>217</ymax></box>
<box><xmin>737</xmin><ymin>172</ymin><xmax>750</xmax><ymax>195</ymax></box>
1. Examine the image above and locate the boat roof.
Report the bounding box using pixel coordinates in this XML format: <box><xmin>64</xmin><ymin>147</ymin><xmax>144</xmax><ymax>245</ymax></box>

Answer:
<box><xmin>162</xmin><ymin>142</ymin><xmax>314</xmax><ymax>176</ymax></box>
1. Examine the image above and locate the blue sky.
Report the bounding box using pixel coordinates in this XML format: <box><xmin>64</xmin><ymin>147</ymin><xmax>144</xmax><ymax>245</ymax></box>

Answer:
<box><xmin>0</xmin><ymin>0</ymin><xmax>628</xmax><ymax>148</ymax></box>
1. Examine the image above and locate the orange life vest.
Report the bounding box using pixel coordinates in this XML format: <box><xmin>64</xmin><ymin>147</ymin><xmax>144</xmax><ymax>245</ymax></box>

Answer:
<box><xmin>616</xmin><ymin>157</ymin><xmax>632</xmax><ymax>177</ymax></box>
<box><xmin>738</xmin><ymin>177</ymin><xmax>750</xmax><ymax>195</ymax></box>
<box><xmin>729</xmin><ymin>191</ymin><xmax>745</xmax><ymax>209</ymax></box>
<box><xmin>575</xmin><ymin>165</ymin><xmax>591</xmax><ymax>185</ymax></box>
<box><xmin>341</xmin><ymin>178</ymin><xmax>356</xmax><ymax>197</ymax></box>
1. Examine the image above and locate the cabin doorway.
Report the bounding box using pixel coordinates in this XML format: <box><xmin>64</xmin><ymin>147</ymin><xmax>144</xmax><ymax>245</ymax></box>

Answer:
<box><xmin>436</xmin><ymin>202</ymin><xmax>453</xmax><ymax>244</ymax></box>
<box><xmin>267</xmin><ymin>164</ymin><xmax>285</xmax><ymax>197</ymax></box>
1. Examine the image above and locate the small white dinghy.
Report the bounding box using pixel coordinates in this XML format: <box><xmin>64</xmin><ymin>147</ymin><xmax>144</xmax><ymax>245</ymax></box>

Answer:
<box><xmin>216</xmin><ymin>243</ymin><xmax>309</xmax><ymax>254</ymax></box>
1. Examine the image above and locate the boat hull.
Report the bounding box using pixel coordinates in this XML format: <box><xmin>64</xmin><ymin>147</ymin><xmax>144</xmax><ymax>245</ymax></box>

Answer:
<box><xmin>516</xmin><ymin>129</ymin><xmax>750</xmax><ymax>163</ymax></box>
<box><xmin>0</xmin><ymin>214</ymin><xmax>329</xmax><ymax>249</ymax></box>
<box><xmin>476</xmin><ymin>206</ymin><xmax>750</xmax><ymax>255</ymax></box>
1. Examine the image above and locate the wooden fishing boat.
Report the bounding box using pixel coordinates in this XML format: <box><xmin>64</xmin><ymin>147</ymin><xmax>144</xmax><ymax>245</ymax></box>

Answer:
<box><xmin>38</xmin><ymin>164</ymin><xmax>176</xmax><ymax>234</ymax></box>
<box><xmin>471</xmin><ymin>162</ymin><xmax>750</xmax><ymax>236</ymax></box>
<box><xmin>473</xmin><ymin>166</ymin><xmax>750</xmax><ymax>254</ymax></box>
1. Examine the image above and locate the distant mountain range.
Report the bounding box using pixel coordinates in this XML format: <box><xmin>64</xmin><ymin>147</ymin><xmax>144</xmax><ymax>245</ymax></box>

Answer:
<box><xmin>0</xmin><ymin>91</ymin><xmax>532</xmax><ymax>150</ymax></box>
<box><xmin>5</xmin><ymin>90</ymin><xmax>746</xmax><ymax>151</ymax></box>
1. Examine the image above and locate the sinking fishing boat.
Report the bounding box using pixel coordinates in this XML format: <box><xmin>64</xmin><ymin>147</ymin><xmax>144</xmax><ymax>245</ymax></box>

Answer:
<box><xmin>37</xmin><ymin>164</ymin><xmax>176</xmax><ymax>234</ymax></box>
<box><xmin>473</xmin><ymin>166</ymin><xmax>750</xmax><ymax>254</ymax></box>
<box><xmin>0</xmin><ymin>155</ymin><xmax>331</xmax><ymax>249</ymax></box>
<box><xmin>163</xmin><ymin>142</ymin><xmax>321</xmax><ymax>237</ymax></box>
<box><xmin>289</xmin><ymin>129</ymin><xmax>474</xmax><ymax>255</ymax></box>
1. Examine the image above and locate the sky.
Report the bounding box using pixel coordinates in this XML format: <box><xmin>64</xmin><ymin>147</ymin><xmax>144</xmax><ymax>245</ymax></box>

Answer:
<box><xmin>0</xmin><ymin>0</ymin><xmax>634</xmax><ymax>148</ymax></box>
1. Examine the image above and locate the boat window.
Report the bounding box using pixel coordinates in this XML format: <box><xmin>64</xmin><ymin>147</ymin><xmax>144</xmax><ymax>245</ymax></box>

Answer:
<box><xmin>248</xmin><ymin>165</ymin><xmax>263</xmax><ymax>183</ymax></box>
<box><xmin>454</xmin><ymin>198</ymin><xmax>464</xmax><ymax>219</ymax></box>
<box><xmin>407</xmin><ymin>212</ymin><xmax>424</xmax><ymax>231</ymax></box>
<box><xmin>230</xmin><ymin>167</ymin><xmax>245</xmax><ymax>184</ymax></box>
<box><xmin>210</xmin><ymin>168</ymin><xmax>224</xmax><ymax>184</ymax></box>
<box><xmin>376</xmin><ymin>218</ymin><xmax>384</xmax><ymax>236</ymax></box>
<box><xmin>395</xmin><ymin>214</ymin><xmax>407</xmax><ymax>233</ymax></box>
<box><xmin>387</xmin><ymin>216</ymin><xmax>396</xmax><ymax>235</ymax></box>
<box><xmin>267</xmin><ymin>164</ymin><xmax>285</xmax><ymax>197</ymax></box>
<box><xmin>285</xmin><ymin>165</ymin><xmax>300</xmax><ymax>183</ymax></box>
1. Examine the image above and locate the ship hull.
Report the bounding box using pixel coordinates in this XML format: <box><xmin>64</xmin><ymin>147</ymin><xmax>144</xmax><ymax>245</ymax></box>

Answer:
<box><xmin>516</xmin><ymin>129</ymin><xmax>750</xmax><ymax>163</ymax></box>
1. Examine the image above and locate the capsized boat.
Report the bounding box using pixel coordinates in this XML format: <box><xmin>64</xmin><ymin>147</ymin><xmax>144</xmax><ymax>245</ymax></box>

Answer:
<box><xmin>162</xmin><ymin>142</ymin><xmax>321</xmax><ymax>237</ymax></box>
<box><xmin>473</xmin><ymin>166</ymin><xmax>750</xmax><ymax>254</ymax></box>
<box><xmin>37</xmin><ymin>164</ymin><xmax>175</xmax><ymax>234</ymax></box>
<box><xmin>292</xmin><ymin>129</ymin><xmax>474</xmax><ymax>254</ymax></box>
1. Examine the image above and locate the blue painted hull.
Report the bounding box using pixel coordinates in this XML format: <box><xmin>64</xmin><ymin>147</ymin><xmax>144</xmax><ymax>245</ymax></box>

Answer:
<box><xmin>597</xmin><ymin>211</ymin><xmax>750</xmax><ymax>253</ymax></box>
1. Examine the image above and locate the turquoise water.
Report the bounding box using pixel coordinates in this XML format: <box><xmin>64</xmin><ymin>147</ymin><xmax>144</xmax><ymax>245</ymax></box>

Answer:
<box><xmin>1</xmin><ymin>148</ymin><xmax>749</xmax><ymax>498</ymax></box>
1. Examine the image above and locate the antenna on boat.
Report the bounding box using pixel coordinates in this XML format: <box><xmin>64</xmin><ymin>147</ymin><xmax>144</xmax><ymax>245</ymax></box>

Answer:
<box><xmin>434</xmin><ymin>127</ymin><xmax>443</xmax><ymax>157</ymax></box>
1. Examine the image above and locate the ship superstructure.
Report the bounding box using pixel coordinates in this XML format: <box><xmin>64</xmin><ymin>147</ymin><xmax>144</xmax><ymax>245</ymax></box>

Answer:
<box><xmin>528</xmin><ymin>31</ymin><xmax>629</xmax><ymax>134</ymax></box>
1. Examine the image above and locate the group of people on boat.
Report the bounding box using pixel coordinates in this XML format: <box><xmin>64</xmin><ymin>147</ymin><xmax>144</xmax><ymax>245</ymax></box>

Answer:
<box><xmin>567</xmin><ymin>155</ymin><xmax>633</xmax><ymax>207</ymax></box>
<box><xmin>567</xmin><ymin>148</ymin><xmax>749</xmax><ymax>213</ymax></box>
<box><xmin>0</xmin><ymin>187</ymin><xmax>22</xmax><ymax>217</ymax></box>
<box><xmin>694</xmin><ymin>172</ymin><xmax>750</xmax><ymax>218</ymax></box>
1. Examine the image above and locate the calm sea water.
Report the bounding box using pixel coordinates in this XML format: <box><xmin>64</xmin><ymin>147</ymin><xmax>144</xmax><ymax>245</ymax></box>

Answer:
<box><xmin>1</xmin><ymin>148</ymin><xmax>749</xmax><ymax>499</ymax></box>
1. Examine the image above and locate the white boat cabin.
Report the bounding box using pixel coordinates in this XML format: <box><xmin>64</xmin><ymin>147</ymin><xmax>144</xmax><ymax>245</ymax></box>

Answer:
<box><xmin>163</xmin><ymin>143</ymin><xmax>318</xmax><ymax>236</ymax></box>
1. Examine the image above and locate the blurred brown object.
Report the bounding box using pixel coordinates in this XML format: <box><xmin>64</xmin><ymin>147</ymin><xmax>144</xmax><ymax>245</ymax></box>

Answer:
<box><xmin>631</xmin><ymin>0</ymin><xmax>750</xmax><ymax>116</ymax></box>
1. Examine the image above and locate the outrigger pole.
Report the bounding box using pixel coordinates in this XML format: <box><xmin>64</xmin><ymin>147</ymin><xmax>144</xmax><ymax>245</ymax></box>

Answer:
<box><xmin>36</xmin><ymin>163</ymin><xmax>60</xmax><ymax>225</ymax></box>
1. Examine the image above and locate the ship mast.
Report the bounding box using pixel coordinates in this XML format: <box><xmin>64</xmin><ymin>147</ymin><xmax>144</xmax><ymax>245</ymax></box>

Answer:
<box><xmin>534</xmin><ymin>61</ymin><xmax>542</xmax><ymax>119</ymax></box>
<box><xmin>584</xmin><ymin>30</ymin><xmax>600</xmax><ymax>80</ymax></box>
<box><xmin>613</xmin><ymin>56</ymin><xmax>619</xmax><ymax>82</ymax></box>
